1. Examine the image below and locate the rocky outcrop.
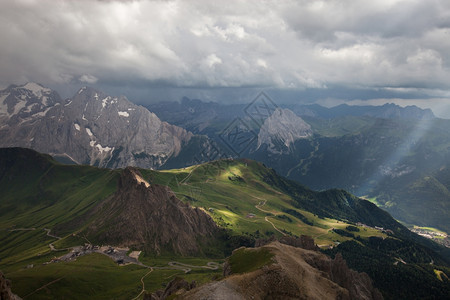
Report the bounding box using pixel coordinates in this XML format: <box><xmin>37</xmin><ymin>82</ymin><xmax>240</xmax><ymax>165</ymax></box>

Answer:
<box><xmin>145</xmin><ymin>277</ymin><xmax>197</xmax><ymax>300</ymax></box>
<box><xmin>0</xmin><ymin>83</ymin><xmax>194</xmax><ymax>169</ymax></box>
<box><xmin>77</xmin><ymin>167</ymin><xmax>218</xmax><ymax>255</ymax></box>
<box><xmin>279</xmin><ymin>235</ymin><xmax>317</xmax><ymax>250</ymax></box>
<box><xmin>330</xmin><ymin>253</ymin><xmax>382</xmax><ymax>300</ymax></box>
<box><xmin>257</xmin><ymin>108</ymin><xmax>312</xmax><ymax>154</ymax></box>
<box><xmin>0</xmin><ymin>271</ymin><xmax>21</xmax><ymax>300</ymax></box>
<box><xmin>180</xmin><ymin>242</ymin><xmax>382</xmax><ymax>300</ymax></box>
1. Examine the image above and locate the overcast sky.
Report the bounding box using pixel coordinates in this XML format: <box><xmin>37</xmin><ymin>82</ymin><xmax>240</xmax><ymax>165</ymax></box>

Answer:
<box><xmin>1</xmin><ymin>0</ymin><xmax>450</xmax><ymax>115</ymax></box>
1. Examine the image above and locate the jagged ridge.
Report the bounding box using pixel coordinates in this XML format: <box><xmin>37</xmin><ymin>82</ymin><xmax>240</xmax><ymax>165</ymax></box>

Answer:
<box><xmin>0</xmin><ymin>83</ymin><xmax>198</xmax><ymax>169</ymax></box>
<box><xmin>60</xmin><ymin>167</ymin><xmax>218</xmax><ymax>255</ymax></box>
<box><xmin>178</xmin><ymin>241</ymin><xmax>382</xmax><ymax>300</ymax></box>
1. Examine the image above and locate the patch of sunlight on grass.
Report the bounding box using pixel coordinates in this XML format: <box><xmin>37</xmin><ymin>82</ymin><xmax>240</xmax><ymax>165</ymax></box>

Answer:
<box><xmin>216</xmin><ymin>209</ymin><xmax>239</xmax><ymax>224</ymax></box>
<box><xmin>434</xmin><ymin>269</ymin><xmax>448</xmax><ymax>282</ymax></box>
<box><xmin>413</xmin><ymin>226</ymin><xmax>447</xmax><ymax>235</ymax></box>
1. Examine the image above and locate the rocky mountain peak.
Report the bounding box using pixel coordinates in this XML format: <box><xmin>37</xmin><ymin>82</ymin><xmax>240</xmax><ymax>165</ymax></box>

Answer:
<box><xmin>377</xmin><ymin>103</ymin><xmax>435</xmax><ymax>119</ymax></box>
<box><xmin>0</xmin><ymin>82</ymin><xmax>61</xmax><ymax>125</ymax></box>
<box><xmin>63</xmin><ymin>88</ymin><xmax>194</xmax><ymax>168</ymax></box>
<box><xmin>78</xmin><ymin>167</ymin><xmax>218</xmax><ymax>255</ymax></box>
<box><xmin>20</xmin><ymin>82</ymin><xmax>51</xmax><ymax>96</ymax></box>
<box><xmin>257</xmin><ymin>108</ymin><xmax>312</xmax><ymax>154</ymax></box>
<box><xmin>0</xmin><ymin>84</ymin><xmax>196</xmax><ymax>169</ymax></box>
<box><xmin>179</xmin><ymin>242</ymin><xmax>382</xmax><ymax>300</ymax></box>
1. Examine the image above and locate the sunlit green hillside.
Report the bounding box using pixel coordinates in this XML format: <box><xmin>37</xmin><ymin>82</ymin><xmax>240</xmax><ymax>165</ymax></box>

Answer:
<box><xmin>1</xmin><ymin>148</ymin><xmax>448</xmax><ymax>299</ymax></box>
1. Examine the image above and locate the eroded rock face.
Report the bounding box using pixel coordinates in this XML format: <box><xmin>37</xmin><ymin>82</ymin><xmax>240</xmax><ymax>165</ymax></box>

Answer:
<box><xmin>79</xmin><ymin>168</ymin><xmax>218</xmax><ymax>255</ymax></box>
<box><xmin>180</xmin><ymin>242</ymin><xmax>383</xmax><ymax>300</ymax></box>
<box><xmin>0</xmin><ymin>83</ymin><xmax>193</xmax><ymax>169</ymax></box>
<box><xmin>330</xmin><ymin>253</ymin><xmax>382</xmax><ymax>300</ymax></box>
<box><xmin>0</xmin><ymin>271</ymin><xmax>21</xmax><ymax>300</ymax></box>
<box><xmin>145</xmin><ymin>277</ymin><xmax>197</xmax><ymax>300</ymax></box>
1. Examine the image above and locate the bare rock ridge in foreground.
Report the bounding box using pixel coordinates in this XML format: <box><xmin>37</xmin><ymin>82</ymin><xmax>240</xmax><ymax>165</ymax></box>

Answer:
<box><xmin>0</xmin><ymin>271</ymin><xmax>21</xmax><ymax>300</ymax></box>
<box><xmin>177</xmin><ymin>242</ymin><xmax>383</xmax><ymax>300</ymax></box>
<box><xmin>0</xmin><ymin>83</ymin><xmax>193</xmax><ymax>169</ymax></box>
<box><xmin>65</xmin><ymin>167</ymin><xmax>218</xmax><ymax>255</ymax></box>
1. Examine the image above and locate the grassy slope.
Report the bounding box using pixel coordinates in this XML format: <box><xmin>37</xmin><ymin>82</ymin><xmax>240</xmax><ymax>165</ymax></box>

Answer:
<box><xmin>0</xmin><ymin>159</ymin><xmax>119</xmax><ymax>268</ymax></box>
<box><xmin>0</xmin><ymin>148</ymin><xmax>444</xmax><ymax>299</ymax></box>
<box><xmin>140</xmin><ymin>159</ymin><xmax>388</xmax><ymax>247</ymax></box>
<box><xmin>0</xmin><ymin>150</ymin><xmax>224</xmax><ymax>299</ymax></box>
<box><xmin>7</xmin><ymin>254</ymin><xmax>148</xmax><ymax>299</ymax></box>
<box><xmin>228</xmin><ymin>247</ymin><xmax>274</xmax><ymax>274</ymax></box>
<box><xmin>6</xmin><ymin>253</ymin><xmax>223</xmax><ymax>300</ymax></box>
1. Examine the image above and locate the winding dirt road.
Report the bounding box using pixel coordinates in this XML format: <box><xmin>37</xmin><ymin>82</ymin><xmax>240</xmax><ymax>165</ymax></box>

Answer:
<box><xmin>131</xmin><ymin>268</ymin><xmax>153</xmax><ymax>300</ymax></box>
<box><xmin>23</xmin><ymin>277</ymin><xmax>65</xmax><ymax>299</ymax></box>
<box><xmin>254</xmin><ymin>198</ymin><xmax>287</xmax><ymax>236</ymax></box>
<box><xmin>264</xmin><ymin>216</ymin><xmax>287</xmax><ymax>236</ymax></box>
<box><xmin>44</xmin><ymin>228</ymin><xmax>67</xmax><ymax>251</ymax></box>
<box><xmin>167</xmin><ymin>261</ymin><xmax>220</xmax><ymax>273</ymax></box>
<box><xmin>8</xmin><ymin>227</ymin><xmax>36</xmax><ymax>231</ymax></box>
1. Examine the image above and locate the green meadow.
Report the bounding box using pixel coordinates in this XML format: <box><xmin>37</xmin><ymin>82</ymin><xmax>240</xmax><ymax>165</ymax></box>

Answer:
<box><xmin>0</xmin><ymin>152</ymin><xmax>390</xmax><ymax>299</ymax></box>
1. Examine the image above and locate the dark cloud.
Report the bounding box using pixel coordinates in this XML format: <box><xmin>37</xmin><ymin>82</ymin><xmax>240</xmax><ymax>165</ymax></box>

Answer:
<box><xmin>0</xmin><ymin>0</ymin><xmax>449</xmax><ymax>108</ymax></box>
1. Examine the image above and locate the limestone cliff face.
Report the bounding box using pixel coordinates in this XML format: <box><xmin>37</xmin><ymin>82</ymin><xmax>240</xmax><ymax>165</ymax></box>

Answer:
<box><xmin>257</xmin><ymin>108</ymin><xmax>312</xmax><ymax>154</ymax></box>
<box><xmin>0</xmin><ymin>83</ymin><xmax>193</xmax><ymax>169</ymax></box>
<box><xmin>82</xmin><ymin>167</ymin><xmax>218</xmax><ymax>255</ymax></box>
<box><xmin>180</xmin><ymin>242</ymin><xmax>383</xmax><ymax>300</ymax></box>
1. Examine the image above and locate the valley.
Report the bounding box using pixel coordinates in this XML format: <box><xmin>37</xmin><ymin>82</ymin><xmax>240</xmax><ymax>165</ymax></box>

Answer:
<box><xmin>410</xmin><ymin>226</ymin><xmax>450</xmax><ymax>248</ymax></box>
<box><xmin>1</xmin><ymin>85</ymin><xmax>450</xmax><ymax>299</ymax></box>
<box><xmin>149</xmin><ymin>98</ymin><xmax>450</xmax><ymax>237</ymax></box>
<box><xmin>1</xmin><ymin>148</ymin><xmax>449</xmax><ymax>299</ymax></box>
<box><xmin>2</xmin><ymin>83</ymin><xmax>449</xmax><ymax>239</ymax></box>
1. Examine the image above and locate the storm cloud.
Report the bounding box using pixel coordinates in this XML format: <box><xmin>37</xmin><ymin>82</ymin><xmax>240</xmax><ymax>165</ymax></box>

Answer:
<box><xmin>1</xmin><ymin>0</ymin><xmax>449</xmax><ymax>106</ymax></box>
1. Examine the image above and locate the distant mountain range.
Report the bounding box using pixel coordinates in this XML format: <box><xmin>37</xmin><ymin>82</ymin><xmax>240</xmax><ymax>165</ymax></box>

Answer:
<box><xmin>0</xmin><ymin>83</ymin><xmax>216</xmax><ymax>169</ymax></box>
<box><xmin>148</xmin><ymin>97</ymin><xmax>450</xmax><ymax>235</ymax></box>
<box><xmin>286</xmin><ymin>102</ymin><xmax>435</xmax><ymax>119</ymax></box>
<box><xmin>146</xmin><ymin>97</ymin><xmax>435</xmax><ymax>135</ymax></box>
<box><xmin>1</xmin><ymin>84</ymin><xmax>449</xmax><ymax>235</ymax></box>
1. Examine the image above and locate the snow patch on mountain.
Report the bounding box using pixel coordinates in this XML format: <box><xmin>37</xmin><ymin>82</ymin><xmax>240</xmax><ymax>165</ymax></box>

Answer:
<box><xmin>102</xmin><ymin>96</ymin><xmax>110</xmax><ymax>108</ymax></box>
<box><xmin>95</xmin><ymin>143</ymin><xmax>113</xmax><ymax>153</ymax></box>
<box><xmin>33</xmin><ymin>106</ymin><xmax>52</xmax><ymax>117</ymax></box>
<box><xmin>23</xmin><ymin>82</ymin><xmax>51</xmax><ymax>97</ymax></box>
<box><xmin>12</xmin><ymin>100</ymin><xmax>26</xmax><ymax>115</ymax></box>
<box><xmin>86</xmin><ymin>128</ymin><xmax>93</xmax><ymax>137</ymax></box>
<box><xmin>0</xmin><ymin>83</ymin><xmax>196</xmax><ymax>169</ymax></box>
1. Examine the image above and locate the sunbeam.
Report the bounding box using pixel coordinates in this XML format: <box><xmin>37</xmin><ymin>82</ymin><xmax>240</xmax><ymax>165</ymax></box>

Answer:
<box><xmin>356</xmin><ymin>117</ymin><xmax>436</xmax><ymax>197</ymax></box>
